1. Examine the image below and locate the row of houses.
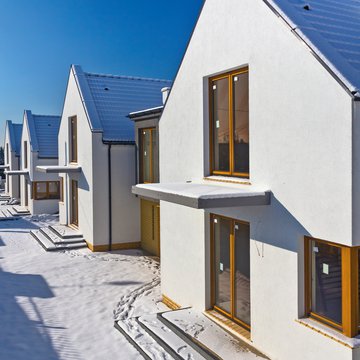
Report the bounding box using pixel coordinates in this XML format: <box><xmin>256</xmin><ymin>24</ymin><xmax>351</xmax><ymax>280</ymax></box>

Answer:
<box><xmin>2</xmin><ymin>0</ymin><xmax>360</xmax><ymax>359</ymax></box>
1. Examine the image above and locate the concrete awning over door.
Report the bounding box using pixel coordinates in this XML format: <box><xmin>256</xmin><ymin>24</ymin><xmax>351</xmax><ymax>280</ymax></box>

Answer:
<box><xmin>132</xmin><ymin>182</ymin><xmax>271</xmax><ymax>209</ymax></box>
<box><xmin>36</xmin><ymin>165</ymin><xmax>82</xmax><ymax>174</ymax></box>
<box><xmin>5</xmin><ymin>170</ymin><xmax>29</xmax><ymax>176</ymax></box>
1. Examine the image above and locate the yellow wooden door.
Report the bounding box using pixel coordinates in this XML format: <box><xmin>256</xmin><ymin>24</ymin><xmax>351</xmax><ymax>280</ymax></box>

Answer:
<box><xmin>141</xmin><ymin>199</ymin><xmax>160</xmax><ymax>256</ymax></box>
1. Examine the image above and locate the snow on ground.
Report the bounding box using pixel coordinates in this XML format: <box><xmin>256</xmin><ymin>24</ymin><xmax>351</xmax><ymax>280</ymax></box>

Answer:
<box><xmin>0</xmin><ymin>213</ymin><xmax>167</xmax><ymax>360</ymax></box>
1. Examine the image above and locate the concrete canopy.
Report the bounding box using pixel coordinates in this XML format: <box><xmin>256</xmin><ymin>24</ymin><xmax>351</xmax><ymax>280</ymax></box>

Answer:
<box><xmin>36</xmin><ymin>165</ymin><xmax>82</xmax><ymax>174</ymax></box>
<box><xmin>132</xmin><ymin>182</ymin><xmax>271</xmax><ymax>209</ymax></box>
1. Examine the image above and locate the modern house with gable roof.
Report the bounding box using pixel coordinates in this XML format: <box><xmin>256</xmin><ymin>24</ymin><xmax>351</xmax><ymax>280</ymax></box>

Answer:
<box><xmin>37</xmin><ymin>65</ymin><xmax>171</xmax><ymax>251</ymax></box>
<box><xmin>132</xmin><ymin>0</ymin><xmax>360</xmax><ymax>359</ymax></box>
<box><xmin>18</xmin><ymin>110</ymin><xmax>61</xmax><ymax>215</ymax></box>
<box><xmin>3</xmin><ymin>120</ymin><xmax>23</xmax><ymax>199</ymax></box>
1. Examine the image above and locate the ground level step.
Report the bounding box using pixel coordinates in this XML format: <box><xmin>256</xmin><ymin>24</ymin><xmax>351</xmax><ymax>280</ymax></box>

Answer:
<box><xmin>138</xmin><ymin>314</ymin><xmax>205</xmax><ymax>360</ymax></box>
<box><xmin>49</xmin><ymin>225</ymin><xmax>83</xmax><ymax>239</ymax></box>
<box><xmin>160</xmin><ymin>309</ymin><xmax>267</xmax><ymax>360</ymax></box>
<box><xmin>115</xmin><ymin>318</ymin><xmax>175</xmax><ymax>360</ymax></box>
<box><xmin>12</xmin><ymin>205</ymin><xmax>30</xmax><ymax>214</ymax></box>
<box><xmin>8</xmin><ymin>207</ymin><xmax>30</xmax><ymax>217</ymax></box>
<box><xmin>30</xmin><ymin>230</ymin><xmax>87</xmax><ymax>252</ymax></box>
<box><xmin>40</xmin><ymin>227</ymin><xmax>85</xmax><ymax>245</ymax></box>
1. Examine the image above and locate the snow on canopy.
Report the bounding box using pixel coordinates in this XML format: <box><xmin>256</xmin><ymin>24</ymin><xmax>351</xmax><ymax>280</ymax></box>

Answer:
<box><xmin>267</xmin><ymin>0</ymin><xmax>360</xmax><ymax>95</ymax></box>
<box><xmin>72</xmin><ymin>65</ymin><xmax>172</xmax><ymax>143</ymax></box>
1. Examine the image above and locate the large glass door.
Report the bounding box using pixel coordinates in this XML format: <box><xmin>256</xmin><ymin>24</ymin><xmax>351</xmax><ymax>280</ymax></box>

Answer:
<box><xmin>212</xmin><ymin>215</ymin><xmax>250</xmax><ymax>329</ymax></box>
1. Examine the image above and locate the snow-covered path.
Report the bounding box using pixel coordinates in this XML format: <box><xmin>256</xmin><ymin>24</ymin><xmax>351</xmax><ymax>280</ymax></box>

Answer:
<box><xmin>0</xmin><ymin>215</ymin><xmax>166</xmax><ymax>360</ymax></box>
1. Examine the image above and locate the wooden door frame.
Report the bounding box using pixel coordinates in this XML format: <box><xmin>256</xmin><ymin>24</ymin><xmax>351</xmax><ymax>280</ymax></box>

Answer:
<box><xmin>70</xmin><ymin>180</ymin><xmax>78</xmax><ymax>227</ymax></box>
<box><xmin>210</xmin><ymin>213</ymin><xmax>251</xmax><ymax>331</ymax></box>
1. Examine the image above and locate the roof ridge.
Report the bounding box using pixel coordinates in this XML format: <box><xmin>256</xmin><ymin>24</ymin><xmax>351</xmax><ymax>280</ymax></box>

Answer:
<box><xmin>32</xmin><ymin>114</ymin><xmax>61</xmax><ymax>118</ymax></box>
<box><xmin>84</xmin><ymin>71</ymin><xmax>172</xmax><ymax>83</ymax></box>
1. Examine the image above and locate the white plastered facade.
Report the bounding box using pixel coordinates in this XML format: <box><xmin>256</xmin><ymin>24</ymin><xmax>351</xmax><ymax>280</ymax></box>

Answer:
<box><xmin>158</xmin><ymin>0</ymin><xmax>358</xmax><ymax>359</ymax></box>
<box><xmin>20</xmin><ymin>114</ymin><xmax>60</xmax><ymax>215</ymax></box>
<box><xmin>4</xmin><ymin>124</ymin><xmax>20</xmax><ymax>199</ymax></box>
<box><xmin>58</xmin><ymin>70</ymin><xmax>139</xmax><ymax>249</ymax></box>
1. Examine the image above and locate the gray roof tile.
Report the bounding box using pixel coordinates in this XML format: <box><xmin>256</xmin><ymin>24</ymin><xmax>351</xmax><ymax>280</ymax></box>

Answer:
<box><xmin>73</xmin><ymin>65</ymin><xmax>172</xmax><ymax>142</ymax></box>
<box><xmin>268</xmin><ymin>0</ymin><xmax>360</xmax><ymax>94</ymax></box>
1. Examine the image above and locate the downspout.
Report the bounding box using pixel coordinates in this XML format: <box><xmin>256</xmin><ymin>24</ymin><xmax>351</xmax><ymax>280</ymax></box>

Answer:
<box><xmin>108</xmin><ymin>144</ymin><xmax>112</xmax><ymax>251</ymax></box>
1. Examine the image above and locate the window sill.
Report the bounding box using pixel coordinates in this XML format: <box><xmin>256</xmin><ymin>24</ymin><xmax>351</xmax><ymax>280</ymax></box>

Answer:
<box><xmin>204</xmin><ymin>175</ymin><xmax>251</xmax><ymax>185</ymax></box>
<box><xmin>296</xmin><ymin>318</ymin><xmax>360</xmax><ymax>349</ymax></box>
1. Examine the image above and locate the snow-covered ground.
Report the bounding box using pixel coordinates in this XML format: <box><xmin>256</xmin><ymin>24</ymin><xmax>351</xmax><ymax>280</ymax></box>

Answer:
<box><xmin>0</xmin><ymin>213</ymin><xmax>167</xmax><ymax>360</ymax></box>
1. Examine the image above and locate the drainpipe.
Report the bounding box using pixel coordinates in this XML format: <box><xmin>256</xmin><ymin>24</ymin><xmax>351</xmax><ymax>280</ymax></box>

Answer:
<box><xmin>108</xmin><ymin>144</ymin><xmax>112</xmax><ymax>251</ymax></box>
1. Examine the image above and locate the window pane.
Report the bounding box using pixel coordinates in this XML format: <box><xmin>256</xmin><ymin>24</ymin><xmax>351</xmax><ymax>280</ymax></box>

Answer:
<box><xmin>151</xmin><ymin>129</ymin><xmax>159</xmax><ymax>182</ymax></box>
<box><xmin>141</xmin><ymin>130</ymin><xmax>151</xmax><ymax>183</ymax></box>
<box><xmin>36</xmin><ymin>183</ymin><xmax>47</xmax><ymax>200</ymax></box>
<box><xmin>311</xmin><ymin>241</ymin><xmax>342</xmax><ymax>325</ymax></box>
<box><xmin>234</xmin><ymin>222</ymin><xmax>250</xmax><ymax>326</ymax></box>
<box><xmin>48</xmin><ymin>182</ymin><xmax>60</xmax><ymax>199</ymax></box>
<box><xmin>212</xmin><ymin>77</ymin><xmax>229</xmax><ymax>172</ymax></box>
<box><xmin>233</xmin><ymin>72</ymin><xmax>249</xmax><ymax>174</ymax></box>
<box><xmin>214</xmin><ymin>216</ymin><xmax>232</xmax><ymax>314</ymax></box>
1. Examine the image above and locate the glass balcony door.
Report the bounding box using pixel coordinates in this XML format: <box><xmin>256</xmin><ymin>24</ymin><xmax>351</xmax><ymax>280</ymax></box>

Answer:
<box><xmin>212</xmin><ymin>215</ymin><xmax>251</xmax><ymax>329</ymax></box>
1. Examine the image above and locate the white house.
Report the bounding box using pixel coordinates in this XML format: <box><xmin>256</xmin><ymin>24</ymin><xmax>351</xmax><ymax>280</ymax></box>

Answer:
<box><xmin>37</xmin><ymin>65</ymin><xmax>171</xmax><ymax>251</ymax></box>
<box><xmin>18</xmin><ymin>110</ymin><xmax>61</xmax><ymax>215</ymax></box>
<box><xmin>3</xmin><ymin>120</ymin><xmax>22</xmax><ymax>199</ymax></box>
<box><xmin>132</xmin><ymin>0</ymin><xmax>360</xmax><ymax>359</ymax></box>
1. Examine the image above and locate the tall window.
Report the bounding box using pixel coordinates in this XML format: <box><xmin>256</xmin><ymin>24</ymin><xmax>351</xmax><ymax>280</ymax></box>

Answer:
<box><xmin>139</xmin><ymin>128</ymin><xmax>158</xmax><ymax>183</ymax></box>
<box><xmin>70</xmin><ymin>116</ymin><xmax>77</xmax><ymax>163</ymax></box>
<box><xmin>305</xmin><ymin>237</ymin><xmax>358</xmax><ymax>337</ymax></box>
<box><xmin>24</xmin><ymin>141</ymin><xmax>28</xmax><ymax>168</ymax></box>
<box><xmin>212</xmin><ymin>215</ymin><xmax>251</xmax><ymax>330</ymax></box>
<box><xmin>33</xmin><ymin>181</ymin><xmax>60</xmax><ymax>200</ymax></box>
<box><xmin>210</xmin><ymin>68</ymin><xmax>249</xmax><ymax>178</ymax></box>
<box><xmin>6</xmin><ymin>143</ymin><xmax>9</xmax><ymax>164</ymax></box>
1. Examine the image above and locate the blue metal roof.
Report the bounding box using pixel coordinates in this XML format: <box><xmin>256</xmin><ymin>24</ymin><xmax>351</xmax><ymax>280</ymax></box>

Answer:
<box><xmin>5</xmin><ymin>121</ymin><xmax>23</xmax><ymax>156</ymax></box>
<box><xmin>267</xmin><ymin>0</ymin><xmax>360</xmax><ymax>95</ymax></box>
<box><xmin>72</xmin><ymin>65</ymin><xmax>172</xmax><ymax>142</ymax></box>
<box><xmin>25</xmin><ymin>111</ymin><xmax>61</xmax><ymax>158</ymax></box>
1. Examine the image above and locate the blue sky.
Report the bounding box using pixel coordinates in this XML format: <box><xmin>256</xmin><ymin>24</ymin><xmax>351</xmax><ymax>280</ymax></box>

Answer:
<box><xmin>0</xmin><ymin>0</ymin><xmax>203</xmax><ymax>144</ymax></box>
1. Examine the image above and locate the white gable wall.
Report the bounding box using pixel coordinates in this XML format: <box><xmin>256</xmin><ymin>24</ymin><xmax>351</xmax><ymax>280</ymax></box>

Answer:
<box><xmin>58</xmin><ymin>70</ymin><xmax>94</xmax><ymax>244</ymax></box>
<box><xmin>159</xmin><ymin>0</ymin><xmax>354</xmax><ymax>359</ymax></box>
<box><xmin>4</xmin><ymin>125</ymin><xmax>20</xmax><ymax>198</ymax></box>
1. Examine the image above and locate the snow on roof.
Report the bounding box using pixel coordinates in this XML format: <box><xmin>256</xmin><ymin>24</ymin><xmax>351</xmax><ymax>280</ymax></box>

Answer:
<box><xmin>25</xmin><ymin>111</ymin><xmax>61</xmax><ymax>158</ymax></box>
<box><xmin>72</xmin><ymin>65</ymin><xmax>172</xmax><ymax>142</ymax></box>
<box><xmin>5</xmin><ymin>121</ymin><xmax>23</xmax><ymax>156</ymax></box>
<box><xmin>267</xmin><ymin>0</ymin><xmax>360</xmax><ymax>95</ymax></box>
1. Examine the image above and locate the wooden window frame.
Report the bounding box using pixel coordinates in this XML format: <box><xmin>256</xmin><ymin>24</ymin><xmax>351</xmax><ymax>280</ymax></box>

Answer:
<box><xmin>210</xmin><ymin>213</ymin><xmax>251</xmax><ymax>331</ymax></box>
<box><xmin>6</xmin><ymin>143</ymin><xmax>9</xmax><ymax>164</ymax></box>
<box><xmin>24</xmin><ymin>141</ymin><xmax>28</xmax><ymax>168</ymax></box>
<box><xmin>69</xmin><ymin>116</ymin><xmax>78</xmax><ymax>164</ymax></box>
<box><xmin>60</xmin><ymin>177</ymin><xmax>64</xmax><ymax>203</ymax></box>
<box><xmin>33</xmin><ymin>181</ymin><xmax>60</xmax><ymax>201</ymax></box>
<box><xmin>209</xmin><ymin>67</ymin><xmax>249</xmax><ymax>179</ymax></box>
<box><xmin>139</xmin><ymin>127</ymin><xmax>156</xmax><ymax>184</ymax></box>
<box><xmin>304</xmin><ymin>236</ymin><xmax>359</xmax><ymax>337</ymax></box>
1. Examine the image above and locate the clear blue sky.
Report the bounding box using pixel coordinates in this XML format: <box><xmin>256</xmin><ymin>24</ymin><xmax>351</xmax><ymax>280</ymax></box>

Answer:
<box><xmin>0</xmin><ymin>0</ymin><xmax>203</xmax><ymax>144</ymax></box>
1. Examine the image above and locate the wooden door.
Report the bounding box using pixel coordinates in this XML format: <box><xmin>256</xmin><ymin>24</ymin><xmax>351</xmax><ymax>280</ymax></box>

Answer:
<box><xmin>141</xmin><ymin>199</ymin><xmax>160</xmax><ymax>256</ymax></box>
<box><xmin>24</xmin><ymin>180</ymin><xmax>28</xmax><ymax>207</ymax></box>
<box><xmin>71</xmin><ymin>180</ymin><xmax>78</xmax><ymax>227</ymax></box>
<box><xmin>212</xmin><ymin>215</ymin><xmax>250</xmax><ymax>330</ymax></box>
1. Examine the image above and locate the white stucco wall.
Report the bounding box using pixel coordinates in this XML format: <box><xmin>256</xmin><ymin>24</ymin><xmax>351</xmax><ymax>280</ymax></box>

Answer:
<box><xmin>4</xmin><ymin>126</ymin><xmax>20</xmax><ymax>198</ymax></box>
<box><xmin>158</xmin><ymin>0</ymin><xmax>356</xmax><ymax>359</ymax></box>
<box><xmin>58</xmin><ymin>71</ymin><xmax>94</xmax><ymax>244</ymax></box>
